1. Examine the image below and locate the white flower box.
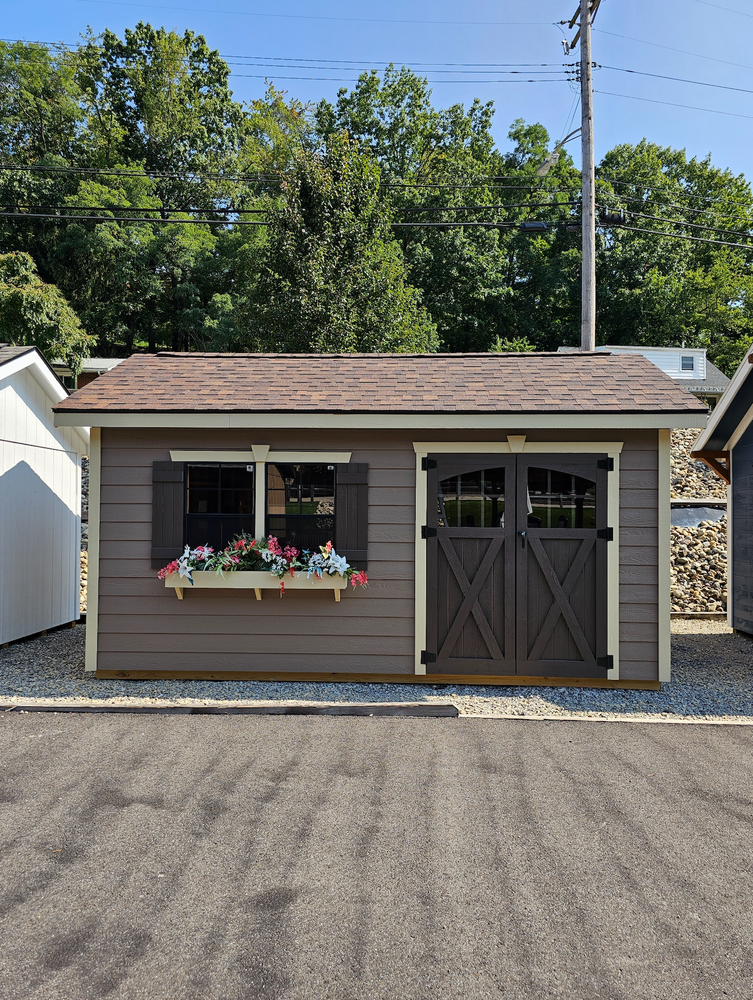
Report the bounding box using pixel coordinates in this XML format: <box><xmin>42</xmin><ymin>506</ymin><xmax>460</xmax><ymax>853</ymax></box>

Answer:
<box><xmin>163</xmin><ymin>571</ymin><xmax>348</xmax><ymax>602</ymax></box>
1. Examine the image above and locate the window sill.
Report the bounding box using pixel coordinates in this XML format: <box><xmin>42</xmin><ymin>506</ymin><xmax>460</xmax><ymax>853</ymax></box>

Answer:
<box><xmin>163</xmin><ymin>571</ymin><xmax>347</xmax><ymax>602</ymax></box>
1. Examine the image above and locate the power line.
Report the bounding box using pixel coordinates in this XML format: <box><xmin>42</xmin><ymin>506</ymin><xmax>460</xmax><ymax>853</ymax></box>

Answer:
<box><xmin>401</xmin><ymin>201</ymin><xmax>579</xmax><ymax>212</ymax></box>
<box><xmin>598</xmin><ymin>64</ymin><xmax>753</xmax><ymax>97</ymax></box>
<box><xmin>594</xmin><ymin>28</ymin><xmax>753</xmax><ymax>73</ymax></box>
<box><xmin>0</xmin><ymin>203</ymin><xmax>266</xmax><ymax>214</ymax></box>
<box><xmin>692</xmin><ymin>0</ymin><xmax>753</xmax><ymax>18</ymax></box>
<box><xmin>594</xmin><ymin>89</ymin><xmax>753</xmax><ymax>121</ymax></box>
<box><xmin>230</xmin><ymin>73</ymin><xmax>571</xmax><ymax>83</ymax></box>
<box><xmin>0</xmin><ymin>210</ymin><xmax>265</xmax><ymax>224</ymax></box>
<box><xmin>73</xmin><ymin>0</ymin><xmax>554</xmax><ymax>27</ymax></box>
<box><xmin>628</xmin><ymin>211</ymin><xmax>753</xmax><ymax>240</ymax></box>
<box><xmin>609</xmin><ymin>222</ymin><xmax>753</xmax><ymax>252</ymax></box>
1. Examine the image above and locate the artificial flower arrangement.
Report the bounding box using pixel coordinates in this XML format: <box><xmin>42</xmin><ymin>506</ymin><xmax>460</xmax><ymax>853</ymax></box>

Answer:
<box><xmin>157</xmin><ymin>533</ymin><xmax>368</xmax><ymax>595</ymax></box>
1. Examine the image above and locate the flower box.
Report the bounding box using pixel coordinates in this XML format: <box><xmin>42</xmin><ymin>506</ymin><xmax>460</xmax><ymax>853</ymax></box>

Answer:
<box><xmin>164</xmin><ymin>571</ymin><xmax>348</xmax><ymax>602</ymax></box>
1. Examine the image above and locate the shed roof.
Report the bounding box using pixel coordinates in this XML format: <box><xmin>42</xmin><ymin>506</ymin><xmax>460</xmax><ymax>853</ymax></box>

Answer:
<box><xmin>54</xmin><ymin>351</ymin><xmax>707</xmax><ymax>415</ymax></box>
<box><xmin>0</xmin><ymin>344</ymin><xmax>36</xmax><ymax>367</ymax></box>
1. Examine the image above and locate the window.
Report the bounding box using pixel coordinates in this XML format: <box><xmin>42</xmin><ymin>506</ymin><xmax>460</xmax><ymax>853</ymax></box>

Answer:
<box><xmin>527</xmin><ymin>467</ymin><xmax>596</xmax><ymax>529</ymax></box>
<box><xmin>185</xmin><ymin>463</ymin><xmax>254</xmax><ymax>550</ymax></box>
<box><xmin>266</xmin><ymin>463</ymin><xmax>336</xmax><ymax>550</ymax></box>
<box><xmin>436</xmin><ymin>467</ymin><xmax>506</xmax><ymax>528</ymax></box>
<box><xmin>681</xmin><ymin>356</ymin><xmax>694</xmax><ymax>371</ymax></box>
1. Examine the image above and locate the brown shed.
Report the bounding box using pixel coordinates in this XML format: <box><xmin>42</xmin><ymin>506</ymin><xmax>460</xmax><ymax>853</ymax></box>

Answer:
<box><xmin>53</xmin><ymin>351</ymin><xmax>707</xmax><ymax>688</ymax></box>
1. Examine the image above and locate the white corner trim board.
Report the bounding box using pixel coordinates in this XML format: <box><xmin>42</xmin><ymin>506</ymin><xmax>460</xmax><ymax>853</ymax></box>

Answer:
<box><xmin>84</xmin><ymin>428</ymin><xmax>101</xmax><ymax>673</ymax></box>
<box><xmin>658</xmin><ymin>429</ymin><xmax>671</xmax><ymax>683</ymax></box>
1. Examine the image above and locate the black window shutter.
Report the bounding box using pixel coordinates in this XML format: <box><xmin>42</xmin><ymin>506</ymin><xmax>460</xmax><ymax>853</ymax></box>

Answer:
<box><xmin>151</xmin><ymin>461</ymin><xmax>185</xmax><ymax>569</ymax></box>
<box><xmin>335</xmin><ymin>463</ymin><xmax>368</xmax><ymax>566</ymax></box>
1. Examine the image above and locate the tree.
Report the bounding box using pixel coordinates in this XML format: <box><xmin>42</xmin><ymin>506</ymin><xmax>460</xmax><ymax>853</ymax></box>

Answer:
<box><xmin>247</xmin><ymin>134</ymin><xmax>437</xmax><ymax>353</ymax></box>
<box><xmin>0</xmin><ymin>252</ymin><xmax>93</xmax><ymax>373</ymax></box>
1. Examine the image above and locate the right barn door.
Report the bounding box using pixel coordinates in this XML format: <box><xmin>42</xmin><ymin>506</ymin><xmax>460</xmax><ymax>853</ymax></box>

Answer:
<box><xmin>515</xmin><ymin>455</ymin><xmax>609</xmax><ymax>677</ymax></box>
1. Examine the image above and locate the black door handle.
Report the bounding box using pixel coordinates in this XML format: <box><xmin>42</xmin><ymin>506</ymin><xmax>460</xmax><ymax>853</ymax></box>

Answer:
<box><xmin>518</xmin><ymin>530</ymin><xmax>527</xmax><ymax>549</ymax></box>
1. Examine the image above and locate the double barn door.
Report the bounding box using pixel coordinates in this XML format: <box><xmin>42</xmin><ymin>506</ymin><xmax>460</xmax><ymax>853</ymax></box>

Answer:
<box><xmin>425</xmin><ymin>453</ymin><xmax>610</xmax><ymax>677</ymax></box>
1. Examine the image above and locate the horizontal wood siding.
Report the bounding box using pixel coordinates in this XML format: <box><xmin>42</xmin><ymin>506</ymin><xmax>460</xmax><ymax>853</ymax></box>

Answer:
<box><xmin>96</xmin><ymin>427</ymin><xmax>661</xmax><ymax>680</ymax></box>
<box><xmin>96</xmin><ymin>428</ymin><xmax>418</xmax><ymax>675</ymax></box>
<box><xmin>616</xmin><ymin>431</ymin><xmax>659</xmax><ymax>680</ymax></box>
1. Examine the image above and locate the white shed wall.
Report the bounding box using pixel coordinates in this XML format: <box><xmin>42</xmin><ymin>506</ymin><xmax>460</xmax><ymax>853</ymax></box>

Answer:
<box><xmin>0</xmin><ymin>364</ymin><xmax>86</xmax><ymax>643</ymax></box>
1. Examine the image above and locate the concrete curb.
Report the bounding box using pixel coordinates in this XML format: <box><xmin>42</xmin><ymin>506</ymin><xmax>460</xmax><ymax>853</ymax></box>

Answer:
<box><xmin>0</xmin><ymin>702</ymin><xmax>459</xmax><ymax>718</ymax></box>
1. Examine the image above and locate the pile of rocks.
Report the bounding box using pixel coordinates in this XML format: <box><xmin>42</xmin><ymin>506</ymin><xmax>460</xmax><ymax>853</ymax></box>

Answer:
<box><xmin>671</xmin><ymin>428</ymin><xmax>727</xmax><ymax>499</ymax></box>
<box><xmin>80</xmin><ymin>551</ymin><xmax>88</xmax><ymax>614</ymax></box>
<box><xmin>671</xmin><ymin>517</ymin><xmax>726</xmax><ymax>612</ymax></box>
<box><xmin>669</xmin><ymin>430</ymin><xmax>728</xmax><ymax>613</ymax></box>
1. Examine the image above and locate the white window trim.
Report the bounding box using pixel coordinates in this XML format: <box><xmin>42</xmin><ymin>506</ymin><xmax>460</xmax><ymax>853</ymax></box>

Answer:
<box><xmin>412</xmin><ymin>438</ymin><xmax>622</xmax><ymax>680</ymax></box>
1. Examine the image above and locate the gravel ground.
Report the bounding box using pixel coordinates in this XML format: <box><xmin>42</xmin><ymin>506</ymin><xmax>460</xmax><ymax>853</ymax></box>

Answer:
<box><xmin>671</xmin><ymin>428</ymin><xmax>727</xmax><ymax>499</ymax></box>
<box><xmin>1</xmin><ymin>620</ymin><xmax>752</xmax><ymax>722</ymax></box>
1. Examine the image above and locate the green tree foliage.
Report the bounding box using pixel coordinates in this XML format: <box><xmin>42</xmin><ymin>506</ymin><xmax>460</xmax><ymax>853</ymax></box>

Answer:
<box><xmin>248</xmin><ymin>134</ymin><xmax>437</xmax><ymax>352</ymax></box>
<box><xmin>2</xmin><ymin>34</ymin><xmax>753</xmax><ymax>369</ymax></box>
<box><xmin>0</xmin><ymin>251</ymin><xmax>93</xmax><ymax>372</ymax></box>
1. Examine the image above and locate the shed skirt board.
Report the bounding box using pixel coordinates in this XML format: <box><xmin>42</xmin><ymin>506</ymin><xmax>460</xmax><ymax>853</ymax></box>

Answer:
<box><xmin>94</xmin><ymin>668</ymin><xmax>659</xmax><ymax>690</ymax></box>
<box><xmin>425</xmin><ymin>454</ymin><xmax>610</xmax><ymax>678</ymax></box>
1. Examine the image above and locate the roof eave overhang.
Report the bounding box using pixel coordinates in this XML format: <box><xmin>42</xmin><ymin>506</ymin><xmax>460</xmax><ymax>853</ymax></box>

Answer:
<box><xmin>694</xmin><ymin>354</ymin><xmax>753</xmax><ymax>452</ymax></box>
<box><xmin>53</xmin><ymin>410</ymin><xmax>708</xmax><ymax>431</ymax></box>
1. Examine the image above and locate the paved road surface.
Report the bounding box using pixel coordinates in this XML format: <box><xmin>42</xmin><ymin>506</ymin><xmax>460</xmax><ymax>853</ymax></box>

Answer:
<box><xmin>0</xmin><ymin>713</ymin><xmax>751</xmax><ymax>999</ymax></box>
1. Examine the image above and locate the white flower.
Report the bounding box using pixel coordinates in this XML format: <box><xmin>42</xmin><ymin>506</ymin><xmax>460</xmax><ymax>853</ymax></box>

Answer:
<box><xmin>326</xmin><ymin>553</ymin><xmax>349</xmax><ymax>576</ymax></box>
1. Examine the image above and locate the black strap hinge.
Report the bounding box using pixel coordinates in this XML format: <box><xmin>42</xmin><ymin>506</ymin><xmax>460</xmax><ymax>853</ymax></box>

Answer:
<box><xmin>597</xmin><ymin>457</ymin><xmax>614</xmax><ymax>471</ymax></box>
<box><xmin>422</xmin><ymin>457</ymin><xmax>437</xmax><ymax>470</ymax></box>
<box><xmin>597</xmin><ymin>655</ymin><xmax>614</xmax><ymax>670</ymax></box>
<box><xmin>421</xmin><ymin>525</ymin><xmax>437</xmax><ymax>538</ymax></box>
<box><xmin>421</xmin><ymin>651</ymin><xmax>437</xmax><ymax>664</ymax></box>
<box><xmin>597</xmin><ymin>527</ymin><xmax>614</xmax><ymax>541</ymax></box>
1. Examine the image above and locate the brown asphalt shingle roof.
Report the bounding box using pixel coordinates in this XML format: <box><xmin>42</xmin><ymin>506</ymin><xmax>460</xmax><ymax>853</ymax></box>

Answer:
<box><xmin>53</xmin><ymin>351</ymin><xmax>708</xmax><ymax>414</ymax></box>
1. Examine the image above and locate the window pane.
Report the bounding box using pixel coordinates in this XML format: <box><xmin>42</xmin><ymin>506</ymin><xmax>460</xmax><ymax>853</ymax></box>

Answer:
<box><xmin>266</xmin><ymin>515</ymin><xmax>335</xmax><ymax>551</ymax></box>
<box><xmin>681</xmin><ymin>356</ymin><xmax>694</xmax><ymax>371</ymax></box>
<box><xmin>527</xmin><ymin>467</ymin><xmax>596</xmax><ymax>529</ymax></box>
<box><xmin>187</xmin><ymin>488</ymin><xmax>219</xmax><ymax>515</ymax></box>
<box><xmin>186</xmin><ymin>515</ymin><xmax>255</xmax><ymax>551</ymax></box>
<box><xmin>187</xmin><ymin>464</ymin><xmax>220</xmax><ymax>489</ymax></box>
<box><xmin>220</xmin><ymin>489</ymin><xmax>254</xmax><ymax>515</ymax></box>
<box><xmin>437</xmin><ymin>467</ymin><xmax>506</xmax><ymax>528</ymax></box>
<box><xmin>185</xmin><ymin>463</ymin><xmax>254</xmax><ymax>549</ymax></box>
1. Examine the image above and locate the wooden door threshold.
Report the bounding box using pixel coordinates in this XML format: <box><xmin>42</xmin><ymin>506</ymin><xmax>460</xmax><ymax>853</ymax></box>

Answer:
<box><xmin>96</xmin><ymin>669</ymin><xmax>660</xmax><ymax>691</ymax></box>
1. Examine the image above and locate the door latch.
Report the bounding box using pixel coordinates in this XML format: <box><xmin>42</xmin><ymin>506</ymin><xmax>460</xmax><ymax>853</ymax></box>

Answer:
<box><xmin>518</xmin><ymin>530</ymin><xmax>527</xmax><ymax>549</ymax></box>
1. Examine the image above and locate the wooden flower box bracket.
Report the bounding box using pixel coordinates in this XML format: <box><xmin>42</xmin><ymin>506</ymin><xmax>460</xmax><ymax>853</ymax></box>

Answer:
<box><xmin>164</xmin><ymin>571</ymin><xmax>348</xmax><ymax>602</ymax></box>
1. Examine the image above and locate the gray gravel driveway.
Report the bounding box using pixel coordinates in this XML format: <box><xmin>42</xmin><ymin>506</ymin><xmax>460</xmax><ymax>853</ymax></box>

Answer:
<box><xmin>0</xmin><ymin>713</ymin><xmax>752</xmax><ymax>999</ymax></box>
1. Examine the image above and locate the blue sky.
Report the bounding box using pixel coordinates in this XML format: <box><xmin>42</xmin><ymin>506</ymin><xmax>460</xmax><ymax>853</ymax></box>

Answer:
<box><xmin>6</xmin><ymin>0</ymin><xmax>753</xmax><ymax>179</ymax></box>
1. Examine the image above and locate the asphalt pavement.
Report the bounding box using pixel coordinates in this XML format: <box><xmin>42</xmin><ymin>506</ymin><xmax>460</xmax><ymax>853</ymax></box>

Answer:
<box><xmin>0</xmin><ymin>713</ymin><xmax>751</xmax><ymax>1000</ymax></box>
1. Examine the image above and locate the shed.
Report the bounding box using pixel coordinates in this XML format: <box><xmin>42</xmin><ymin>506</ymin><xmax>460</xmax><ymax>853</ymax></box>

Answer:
<box><xmin>0</xmin><ymin>345</ymin><xmax>89</xmax><ymax>644</ymax></box>
<box><xmin>692</xmin><ymin>352</ymin><xmax>753</xmax><ymax>632</ymax></box>
<box><xmin>53</xmin><ymin>351</ymin><xmax>706</xmax><ymax>687</ymax></box>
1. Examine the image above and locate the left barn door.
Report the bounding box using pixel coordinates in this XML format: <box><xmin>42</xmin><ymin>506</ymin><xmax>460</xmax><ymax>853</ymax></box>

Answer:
<box><xmin>425</xmin><ymin>455</ymin><xmax>516</xmax><ymax>674</ymax></box>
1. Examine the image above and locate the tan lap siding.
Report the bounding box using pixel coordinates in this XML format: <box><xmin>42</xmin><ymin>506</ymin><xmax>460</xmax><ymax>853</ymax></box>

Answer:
<box><xmin>97</xmin><ymin>429</ymin><xmax>416</xmax><ymax>674</ymax></box>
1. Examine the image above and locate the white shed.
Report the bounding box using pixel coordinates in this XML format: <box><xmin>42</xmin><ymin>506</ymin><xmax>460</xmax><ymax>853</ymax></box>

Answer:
<box><xmin>0</xmin><ymin>345</ymin><xmax>89</xmax><ymax>644</ymax></box>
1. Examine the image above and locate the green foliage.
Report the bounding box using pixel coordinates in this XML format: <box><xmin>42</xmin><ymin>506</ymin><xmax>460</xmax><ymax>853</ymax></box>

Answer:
<box><xmin>1</xmin><ymin>35</ymin><xmax>753</xmax><ymax>369</ymax></box>
<box><xmin>490</xmin><ymin>336</ymin><xmax>536</xmax><ymax>353</ymax></box>
<box><xmin>0</xmin><ymin>252</ymin><xmax>93</xmax><ymax>373</ymax></box>
<box><xmin>248</xmin><ymin>134</ymin><xmax>437</xmax><ymax>353</ymax></box>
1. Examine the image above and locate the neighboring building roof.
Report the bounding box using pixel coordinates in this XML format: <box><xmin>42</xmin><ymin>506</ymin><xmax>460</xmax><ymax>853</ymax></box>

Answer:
<box><xmin>675</xmin><ymin>359</ymin><xmax>730</xmax><ymax>397</ymax></box>
<box><xmin>51</xmin><ymin>357</ymin><xmax>125</xmax><ymax>374</ymax></box>
<box><xmin>54</xmin><ymin>351</ymin><xmax>708</xmax><ymax>415</ymax></box>
<box><xmin>694</xmin><ymin>353</ymin><xmax>753</xmax><ymax>452</ymax></box>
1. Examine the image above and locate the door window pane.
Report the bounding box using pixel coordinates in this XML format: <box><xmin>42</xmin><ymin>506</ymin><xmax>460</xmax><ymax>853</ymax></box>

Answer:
<box><xmin>437</xmin><ymin>468</ymin><xmax>506</xmax><ymax>528</ymax></box>
<box><xmin>527</xmin><ymin>467</ymin><xmax>596</xmax><ymax>528</ymax></box>
<box><xmin>185</xmin><ymin>463</ymin><xmax>254</xmax><ymax>549</ymax></box>
<box><xmin>266</xmin><ymin>464</ymin><xmax>336</xmax><ymax>549</ymax></box>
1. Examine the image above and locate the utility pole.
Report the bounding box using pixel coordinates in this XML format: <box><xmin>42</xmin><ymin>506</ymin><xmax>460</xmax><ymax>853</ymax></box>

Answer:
<box><xmin>579</xmin><ymin>0</ymin><xmax>596</xmax><ymax>352</ymax></box>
